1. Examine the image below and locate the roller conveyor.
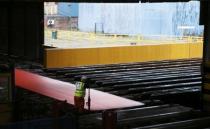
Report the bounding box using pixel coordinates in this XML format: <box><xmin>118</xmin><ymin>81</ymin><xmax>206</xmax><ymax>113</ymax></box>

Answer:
<box><xmin>16</xmin><ymin>58</ymin><xmax>202</xmax><ymax>108</ymax></box>
<box><xmin>98</xmin><ymin>73</ymin><xmax>200</xmax><ymax>86</ymax></box>
<box><xmin>79</xmin><ymin>104</ymin><xmax>209</xmax><ymax>129</ymax></box>
<box><xmin>108</xmin><ymin>82</ymin><xmax>201</xmax><ymax>96</ymax></box>
<box><xmin>58</xmin><ymin>59</ymin><xmax>200</xmax><ymax>75</ymax></box>
<box><xmin>104</xmin><ymin>77</ymin><xmax>201</xmax><ymax>91</ymax></box>
<box><xmin>64</xmin><ymin>63</ymin><xmax>200</xmax><ymax>78</ymax></box>
<box><xmin>82</xmin><ymin>68</ymin><xmax>199</xmax><ymax>83</ymax></box>
<box><xmin>45</xmin><ymin>58</ymin><xmax>200</xmax><ymax>74</ymax></box>
<box><xmin>15</xmin><ymin>69</ymin><xmax>143</xmax><ymax>111</ymax></box>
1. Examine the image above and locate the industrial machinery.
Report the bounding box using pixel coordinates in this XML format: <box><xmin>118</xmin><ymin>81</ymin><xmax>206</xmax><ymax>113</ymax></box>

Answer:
<box><xmin>1</xmin><ymin>0</ymin><xmax>210</xmax><ymax>129</ymax></box>
<box><xmin>8</xmin><ymin>58</ymin><xmax>210</xmax><ymax>129</ymax></box>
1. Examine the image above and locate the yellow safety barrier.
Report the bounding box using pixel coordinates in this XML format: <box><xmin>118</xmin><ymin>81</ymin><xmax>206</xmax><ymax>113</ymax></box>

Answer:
<box><xmin>44</xmin><ymin>42</ymin><xmax>203</xmax><ymax>68</ymax></box>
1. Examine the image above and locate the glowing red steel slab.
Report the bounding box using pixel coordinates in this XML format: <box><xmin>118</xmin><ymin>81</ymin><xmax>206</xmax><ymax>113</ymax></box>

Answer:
<box><xmin>15</xmin><ymin>69</ymin><xmax>143</xmax><ymax>111</ymax></box>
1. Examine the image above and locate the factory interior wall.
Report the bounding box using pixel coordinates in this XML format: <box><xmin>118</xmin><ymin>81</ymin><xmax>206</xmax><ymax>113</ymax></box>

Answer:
<box><xmin>0</xmin><ymin>2</ymin><xmax>44</xmax><ymax>62</ymax></box>
<box><xmin>44</xmin><ymin>42</ymin><xmax>203</xmax><ymax>68</ymax></box>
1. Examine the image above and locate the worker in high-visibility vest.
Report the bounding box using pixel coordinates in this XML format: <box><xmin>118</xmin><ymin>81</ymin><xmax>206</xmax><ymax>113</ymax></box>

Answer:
<box><xmin>74</xmin><ymin>76</ymin><xmax>88</xmax><ymax>112</ymax></box>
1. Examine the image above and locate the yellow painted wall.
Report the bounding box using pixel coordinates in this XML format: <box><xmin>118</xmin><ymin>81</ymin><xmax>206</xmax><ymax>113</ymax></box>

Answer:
<box><xmin>44</xmin><ymin>42</ymin><xmax>203</xmax><ymax>68</ymax></box>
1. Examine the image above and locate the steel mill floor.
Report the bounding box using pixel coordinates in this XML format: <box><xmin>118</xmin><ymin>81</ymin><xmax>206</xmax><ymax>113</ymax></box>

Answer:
<box><xmin>26</xmin><ymin>58</ymin><xmax>202</xmax><ymax>108</ymax></box>
<box><xmin>2</xmin><ymin>55</ymin><xmax>210</xmax><ymax>129</ymax></box>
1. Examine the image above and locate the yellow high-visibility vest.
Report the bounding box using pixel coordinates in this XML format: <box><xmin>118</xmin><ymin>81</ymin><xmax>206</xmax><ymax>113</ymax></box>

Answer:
<box><xmin>74</xmin><ymin>81</ymin><xmax>86</xmax><ymax>97</ymax></box>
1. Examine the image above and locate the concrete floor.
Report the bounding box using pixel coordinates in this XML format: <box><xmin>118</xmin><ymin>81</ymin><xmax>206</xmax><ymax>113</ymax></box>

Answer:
<box><xmin>44</xmin><ymin>29</ymin><xmax>202</xmax><ymax>49</ymax></box>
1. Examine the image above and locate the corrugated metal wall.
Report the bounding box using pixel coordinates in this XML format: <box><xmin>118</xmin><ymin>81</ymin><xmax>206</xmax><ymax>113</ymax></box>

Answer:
<box><xmin>78</xmin><ymin>2</ymin><xmax>201</xmax><ymax>36</ymax></box>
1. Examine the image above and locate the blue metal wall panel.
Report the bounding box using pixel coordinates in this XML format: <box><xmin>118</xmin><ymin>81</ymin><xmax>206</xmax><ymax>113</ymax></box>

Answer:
<box><xmin>58</xmin><ymin>3</ymin><xmax>78</xmax><ymax>17</ymax></box>
<box><xmin>78</xmin><ymin>2</ymin><xmax>202</xmax><ymax>36</ymax></box>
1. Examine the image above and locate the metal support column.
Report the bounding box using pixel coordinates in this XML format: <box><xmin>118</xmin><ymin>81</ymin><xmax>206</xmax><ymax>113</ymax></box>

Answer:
<box><xmin>201</xmin><ymin>1</ymin><xmax>210</xmax><ymax>112</ymax></box>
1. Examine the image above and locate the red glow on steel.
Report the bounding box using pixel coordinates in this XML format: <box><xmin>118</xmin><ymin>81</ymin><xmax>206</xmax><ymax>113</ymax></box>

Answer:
<box><xmin>15</xmin><ymin>69</ymin><xmax>143</xmax><ymax>111</ymax></box>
